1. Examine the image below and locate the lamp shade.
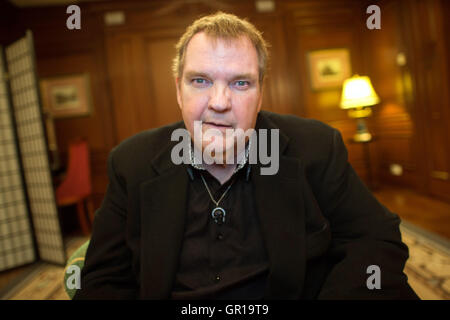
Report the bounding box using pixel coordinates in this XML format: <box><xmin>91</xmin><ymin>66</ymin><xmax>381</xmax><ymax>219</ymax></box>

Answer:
<box><xmin>340</xmin><ymin>75</ymin><xmax>380</xmax><ymax>109</ymax></box>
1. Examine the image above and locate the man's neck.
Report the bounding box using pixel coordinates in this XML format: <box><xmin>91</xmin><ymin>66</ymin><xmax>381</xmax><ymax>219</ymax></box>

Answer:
<box><xmin>204</xmin><ymin>163</ymin><xmax>237</xmax><ymax>185</ymax></box>
<box><xmin>189</xmin><ymin>139</ymin><xmax>250</xmax><ymax>184</ymax></box>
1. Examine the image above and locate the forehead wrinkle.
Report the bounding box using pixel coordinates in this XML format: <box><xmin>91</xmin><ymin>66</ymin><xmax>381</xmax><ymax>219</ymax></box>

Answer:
<box><xmin>183</xmin><ymin>33</ymin><xmax>259</xmax><ymax>80</ymax></box>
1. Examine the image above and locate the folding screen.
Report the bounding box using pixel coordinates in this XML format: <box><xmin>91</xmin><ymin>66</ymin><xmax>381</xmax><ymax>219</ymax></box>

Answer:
<box><xmin>0</xmin><ymin>45</ymin><xmax>36</xmax><ymax>271</ymax></box>
<box><xmin>0</xmin><ymin>31</ymin><xmax>66</xmax><ymax>271</ymax></box>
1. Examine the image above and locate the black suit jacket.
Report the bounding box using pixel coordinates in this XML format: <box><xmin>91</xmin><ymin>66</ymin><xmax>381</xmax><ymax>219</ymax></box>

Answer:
<box><xmin>74</xmin><ymin>111</ymin><xmax>418</xmax><ymax>300</ymax></box>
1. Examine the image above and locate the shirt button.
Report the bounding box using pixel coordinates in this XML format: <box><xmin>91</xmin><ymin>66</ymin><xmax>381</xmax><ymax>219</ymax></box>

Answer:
<box><xmin>215</xmin><ymin>275</ymin><xmax>220</xmax><ymax>282</ymax></box>
<box><xmin>217</xmin><ymin>233</ymin><xmax>224</xmax><ymax>240</ymax></box>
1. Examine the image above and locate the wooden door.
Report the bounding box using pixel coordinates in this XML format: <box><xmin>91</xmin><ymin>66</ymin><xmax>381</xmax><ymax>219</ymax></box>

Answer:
<box><xmin>106</xmin><ymin>28</ymin><xmax>183</xmax><ymax>143</ymax></box>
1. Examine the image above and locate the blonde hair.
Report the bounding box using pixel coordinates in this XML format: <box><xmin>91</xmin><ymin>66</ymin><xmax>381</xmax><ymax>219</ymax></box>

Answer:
<box><xmin>172</xmin><ymin>11</ymin><xmax>270</xmax><ymax>83</ymax></box>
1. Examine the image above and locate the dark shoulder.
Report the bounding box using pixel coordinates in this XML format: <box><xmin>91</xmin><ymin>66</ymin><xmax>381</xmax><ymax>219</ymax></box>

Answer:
<box><xmin>260</xmin><ymin>110</ymin><xmax>336</xmax><ymax>137</ymax></box>
<box><xmin>260</xmin><ymin>110</ymin><xmax>337</xmax><ymax>148</ymax></box>
<box><xmin>259</xmin><ymin>110</ymin><xmax>341</xmax><ymax>166</ymax></box>
<box><xmin>108</xmin><ymin>121</ymin><xmax>183</xmax><ymax>177</ymax></box>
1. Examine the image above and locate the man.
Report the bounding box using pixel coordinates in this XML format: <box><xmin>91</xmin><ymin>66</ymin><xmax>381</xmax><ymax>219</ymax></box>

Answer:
<box><xmin>74</xmin><ymin>12</ymin><xmax>418</xmax><ymax>300</ymax></box>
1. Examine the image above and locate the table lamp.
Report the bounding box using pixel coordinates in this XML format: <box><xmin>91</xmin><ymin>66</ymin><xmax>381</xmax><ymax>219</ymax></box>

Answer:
<box><xmin>340</xmin><ymin>75</ymin><xmax>380</xmax><ymax>142</ymax></box>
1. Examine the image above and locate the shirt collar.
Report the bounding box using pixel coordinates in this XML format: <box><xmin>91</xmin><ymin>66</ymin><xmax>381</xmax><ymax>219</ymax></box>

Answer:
<box><xmin>188</xmin><ymin>137</ymin><xmax>252</xmax><ymax>174</ymax></box>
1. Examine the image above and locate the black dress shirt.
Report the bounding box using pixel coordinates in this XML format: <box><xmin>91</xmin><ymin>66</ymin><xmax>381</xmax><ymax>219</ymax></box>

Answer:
<box><xmin>171</xmin><ymin>164</ymin><xmax>269</xmax><ymax>299</ymax></box>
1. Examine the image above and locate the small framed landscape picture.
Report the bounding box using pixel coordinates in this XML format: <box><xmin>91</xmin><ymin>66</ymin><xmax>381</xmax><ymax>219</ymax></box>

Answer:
<box><xmin>40</xmin><ymin>74</ymin><xmax>92</xmax><ymax>118</ymax></box>
<box><xmin>307</xmin><ymin>48</ymin><xmax>352</xmax><ymax>90</ymax></box>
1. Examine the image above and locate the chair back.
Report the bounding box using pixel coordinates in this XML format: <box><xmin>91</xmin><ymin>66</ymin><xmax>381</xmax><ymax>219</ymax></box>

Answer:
<box><xmin>56</xmin><ymin>139</ymin><xmax>92</xmax><ymax>200</ymax></box>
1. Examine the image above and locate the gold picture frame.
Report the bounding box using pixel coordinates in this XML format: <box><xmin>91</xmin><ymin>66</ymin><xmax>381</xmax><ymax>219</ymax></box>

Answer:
<box><xmin>40</xmin><ymin>73</ymin><xmax>92</xmax><ymax>118</ymax></box>
<box><xmin>307</xmin><ymin>48</ymin><xmax>352</xmax><ymax>90</ymax></box>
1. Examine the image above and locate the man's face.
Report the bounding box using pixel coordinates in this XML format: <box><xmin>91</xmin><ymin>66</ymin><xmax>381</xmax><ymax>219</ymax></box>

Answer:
<box><xmin>176</xmin><ymin>32</ymin><xmax>263</xmax><ymax>162</ymax></box>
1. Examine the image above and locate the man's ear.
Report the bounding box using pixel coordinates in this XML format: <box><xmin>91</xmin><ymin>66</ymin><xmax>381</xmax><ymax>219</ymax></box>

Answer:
<box><xmin>175</xmin><ymin>77</ymin><xmax>182</xmax><ymax>109</ymax></box>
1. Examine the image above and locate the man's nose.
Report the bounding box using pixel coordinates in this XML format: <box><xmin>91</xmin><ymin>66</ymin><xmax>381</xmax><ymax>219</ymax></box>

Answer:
<box><xmin>208</xmin><ymin>84</ymin><xmax>231</xmax><ymax>112</ymax></box>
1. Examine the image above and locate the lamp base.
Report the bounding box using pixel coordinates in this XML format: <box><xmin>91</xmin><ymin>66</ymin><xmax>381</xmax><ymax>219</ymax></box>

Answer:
<box><xmin>353</xmin><ymin>132</ymin><xmax>372</xmax><ymax>142</ymax></box>
<box><xmin>353</xmin><ymin>118</ymin><xmax>372</xmax><ymax>142</ymax></box>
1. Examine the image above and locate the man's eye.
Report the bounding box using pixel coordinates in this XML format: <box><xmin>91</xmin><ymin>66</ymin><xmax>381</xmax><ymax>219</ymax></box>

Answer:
<box><xmin>233</xmin><ymin>80</ymin><xmax>250</xmax><ymax>88</ymax></box>
<box><xmin>192</xmin><ymin>78</ymin><xmax>209</xmax><ymax>86</ymax></box>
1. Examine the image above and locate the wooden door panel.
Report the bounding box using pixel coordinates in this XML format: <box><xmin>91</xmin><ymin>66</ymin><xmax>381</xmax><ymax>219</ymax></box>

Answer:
<box><xmin>107</xmin><ymin>30</ymin><xmax>184</xmax><ymax>142</ymax></box>
<box><xmin>143</xmin><ymin>37</ymin><xmax>181</xmax><ymax>127</ymax></box>
<box><xmin>107</xmin><ymin>35</ymin><xmax>143</xmax><ymax>142</ymax></box>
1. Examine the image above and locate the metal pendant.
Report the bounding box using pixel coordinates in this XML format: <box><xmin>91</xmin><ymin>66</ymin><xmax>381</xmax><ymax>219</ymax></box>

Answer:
<box><xmin>211</xmin><ymin>207</ymin><xmax>226</xmax><ymax>225</ymax></box>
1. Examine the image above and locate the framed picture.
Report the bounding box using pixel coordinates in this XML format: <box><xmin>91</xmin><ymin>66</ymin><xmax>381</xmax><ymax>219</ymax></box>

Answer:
<box><xmin>307</xmin><ymin>48</ymin><xmax>352</xmax><ymax>90</ymax></box>
<box><xmin>40</xmin><ymin>74</ymin><xmax>92</xmax><ymax>118</ymax></box>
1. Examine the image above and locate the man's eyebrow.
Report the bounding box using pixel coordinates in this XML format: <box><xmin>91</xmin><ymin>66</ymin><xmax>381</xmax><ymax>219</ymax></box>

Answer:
<box><xmin>183</xmin><ymin>71</ymin><xmax>209</xmax><ymax>79</ymax></box>
<box><xmin>183</xmin><ymin>71</ymin><xmax>257</xmax><ymax>81</ymax></box>
<box><xmin>230</xmin><ymin>73</ymin><xmax>257</xmax><ymax>81</ymax></box>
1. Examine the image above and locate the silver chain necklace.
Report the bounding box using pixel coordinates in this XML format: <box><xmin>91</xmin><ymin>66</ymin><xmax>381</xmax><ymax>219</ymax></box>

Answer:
<box><xmin>200</xmin><ymin>174</ymin><xmax>235</xmax><ymax>225</ymax></box>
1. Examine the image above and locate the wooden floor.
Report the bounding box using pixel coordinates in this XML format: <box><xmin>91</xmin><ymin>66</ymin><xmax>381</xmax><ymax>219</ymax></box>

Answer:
<box><xmin>0</xmin><ymin>231</ymin><xmax>85</xmax><ymax>297</ymax></box>
<box><xmin>0</xmin><ymin>264</ymin><xmax>36</xmax><ymax>297</ymax></box>
<box><xmin>373</xmin><ymin>185</ymin><xmax>450</xmax><ymax>240</ymax></box>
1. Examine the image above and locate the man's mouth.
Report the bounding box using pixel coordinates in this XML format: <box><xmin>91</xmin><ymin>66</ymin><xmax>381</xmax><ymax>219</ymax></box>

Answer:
<box><xmin>204</xmin><ymin>121</ymin><xmax>233</xmax><ymax>128</ymax></box>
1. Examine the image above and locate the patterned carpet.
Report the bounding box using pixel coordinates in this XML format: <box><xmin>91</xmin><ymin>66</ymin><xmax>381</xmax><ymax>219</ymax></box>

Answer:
<box><xmin>1</xmin><ymin>222</ymin><xmax>449</xmax><ymax>300</ymax></box>
<box><xmin>400</xmin><ymin>222</ymin><xmax>450</xmax><ymax>299</ymax></box>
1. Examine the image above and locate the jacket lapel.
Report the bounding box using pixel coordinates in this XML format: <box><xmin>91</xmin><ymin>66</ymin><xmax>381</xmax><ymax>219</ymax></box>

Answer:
<box><xmin>139</xmin><ymin>141</ymin><xmax>189</xmax><ymax>299</ymax></box>
<box><xmin>252</xmin><ymin>157</ymin><xmax>306</xmax><ymax>299</ymax></box>
<box><xmin>252</xmin><ymin>113</ymin><xmax>307</xmax><ymax>299</ymax></box>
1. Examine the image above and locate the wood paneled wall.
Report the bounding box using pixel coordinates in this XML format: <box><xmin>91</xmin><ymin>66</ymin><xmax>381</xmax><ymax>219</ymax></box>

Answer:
<box><xmin>368</xmin><ymin>0</ymin><xmax>450</xmax><ymax>201</ymax></box>
<box><xmin>1</xmin><ymin>0</ymin><xmax>449</xmax><ymax>208</ymax></box>
<box><xmin>368</xmin><ymin>0</ymin><xmax>418</xmax><ymax>189</ymax></box>
<box><xmin>281</xmin><ymin>0</ymin><xmax>372</xmax><ymax>181</ymax></box>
